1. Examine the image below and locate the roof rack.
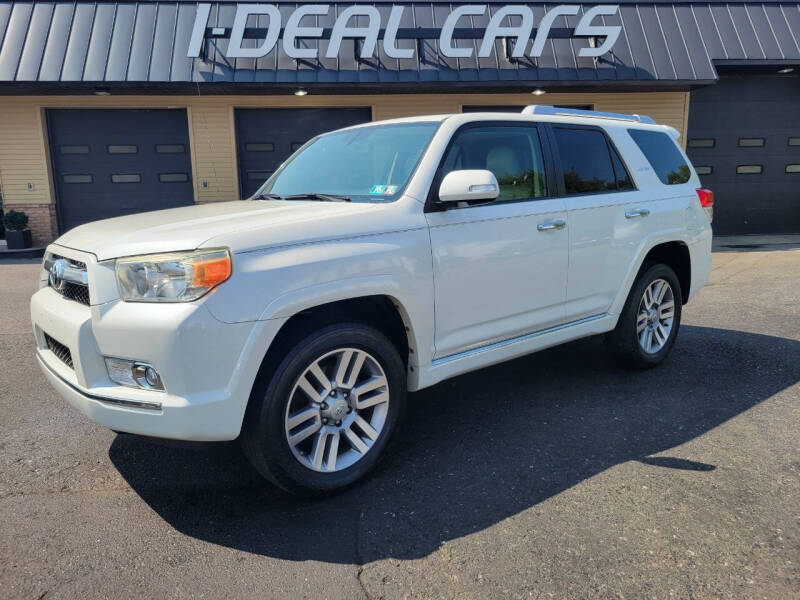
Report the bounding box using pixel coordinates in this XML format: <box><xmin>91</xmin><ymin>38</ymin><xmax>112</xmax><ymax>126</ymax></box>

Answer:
<box><xmin>521</xmin><ymin>105</ymin><xmax>656</xmax><ymax>125</ymax></box>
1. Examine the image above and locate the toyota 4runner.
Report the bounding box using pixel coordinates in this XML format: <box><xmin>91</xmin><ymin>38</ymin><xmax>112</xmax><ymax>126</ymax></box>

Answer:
<box><xmin>31</xmin><ymin>106</ymin><xmax>713</xmax><ymax>495</ymax></box>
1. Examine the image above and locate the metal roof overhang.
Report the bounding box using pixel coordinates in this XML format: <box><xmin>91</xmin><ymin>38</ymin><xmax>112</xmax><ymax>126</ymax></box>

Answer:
<box><xmin>0</xmin><ymin>1</ymin><xmax>797</xmax><ymax>95</ymax></box>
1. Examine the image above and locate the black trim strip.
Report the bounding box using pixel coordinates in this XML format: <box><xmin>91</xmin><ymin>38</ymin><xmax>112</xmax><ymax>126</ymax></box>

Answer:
<box><xmin>37</xmin><ymin>352</ymin><xmax>163</xmax><ymax>411</ymax></box>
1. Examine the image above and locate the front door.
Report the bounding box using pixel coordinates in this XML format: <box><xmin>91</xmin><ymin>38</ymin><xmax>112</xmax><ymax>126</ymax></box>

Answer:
<box><xmin>425</xmin><ymin>123</ymin><xmax>568</xmax><ymax>360</ymax></box>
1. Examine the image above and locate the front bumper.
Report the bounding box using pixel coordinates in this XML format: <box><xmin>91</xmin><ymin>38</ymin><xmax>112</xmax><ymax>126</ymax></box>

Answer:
<box><xmin>31</xmin><ymin>283</ymin><xmax>284</xmax><ymax>441</ymax></box>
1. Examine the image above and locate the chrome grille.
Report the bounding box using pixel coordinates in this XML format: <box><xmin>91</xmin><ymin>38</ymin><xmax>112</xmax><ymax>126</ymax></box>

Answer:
<box><xmin>44</xmin><ymin>333</ymin><xmax>73</xmax><ymax>369</ymax></box>
<box><xmin>45</xmin><ymin>254</ymin><xmax>90</xmax><ymax>306</ymax></box>
<box><xmin>60</xmin><ymin>282</ymin><xmax>91</xmax><ymax>305</ymax></box>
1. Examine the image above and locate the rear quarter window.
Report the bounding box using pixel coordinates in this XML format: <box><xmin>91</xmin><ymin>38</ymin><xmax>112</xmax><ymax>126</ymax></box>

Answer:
<box><xmin>628</xmin><ymin>129</ymin><xmax>691</xmax><ymax>185</ymax></box>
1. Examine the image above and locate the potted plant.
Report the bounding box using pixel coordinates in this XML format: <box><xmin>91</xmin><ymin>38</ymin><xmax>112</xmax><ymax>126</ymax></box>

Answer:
<box><xmin>3</xmin><ymin>209</ymin><xmax>32</xmax><ymax>249</ymax></box>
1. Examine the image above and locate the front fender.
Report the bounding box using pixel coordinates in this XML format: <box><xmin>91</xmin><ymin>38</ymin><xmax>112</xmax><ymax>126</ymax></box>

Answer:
<box><xmin>202</xmin><ymin>230</ymin><xmax>435</xmax><ymax>389</ymax></box>
<box><xmin>259</xmin><ymin>274</ymin><xmax>429</xmax><ymax>378</ymax></box>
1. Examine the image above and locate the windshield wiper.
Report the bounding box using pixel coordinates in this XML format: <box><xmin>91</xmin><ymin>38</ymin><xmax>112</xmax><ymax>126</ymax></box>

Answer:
<box><xmin>284</xmin><ymin>192</ymin><xmax>351</xmax><ymax>202</ymax></box>
<box><xmin>252</xmin><ymin>193</ymin><xmax>284</xmax><ymax>201</ymax></box>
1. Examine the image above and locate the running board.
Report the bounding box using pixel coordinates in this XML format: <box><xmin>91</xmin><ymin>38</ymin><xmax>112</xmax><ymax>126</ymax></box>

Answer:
<box><xmin>433</xmin><ymin>314</ymin><xmax>606</xmax><ymax>366</ymax></box>
<box><xmin>417</xmin><ymin>313</ymin><xmax>615</xmax><ymax>390</ymax></box>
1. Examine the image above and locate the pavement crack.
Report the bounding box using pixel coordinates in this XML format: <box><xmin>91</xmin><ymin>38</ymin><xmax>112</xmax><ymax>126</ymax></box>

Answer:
<box><xmin>356</xmin><ymin>566</ymin><xmax>375</xmax><ymax>600</ymax></box>
<box><xmin>354</xmin><ymin>505</ymin><xmax>377</xmax><ymax>600</ymax></box>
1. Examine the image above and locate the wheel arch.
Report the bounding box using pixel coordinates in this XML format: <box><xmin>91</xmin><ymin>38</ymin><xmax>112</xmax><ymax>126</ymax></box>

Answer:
<box><xmin>638</xmin><ymin>240</ymin><xmax>692</xmax><ymax>304</ymax></box>
<box><xmin>252</xmin><ymin>293</ymin><xmax>421</xmax><ymax>395</ymax></box>
<box><xmin>610</xmin><ymin>235</ymin><xmax>693</xmax><ymax>318</ymax></box>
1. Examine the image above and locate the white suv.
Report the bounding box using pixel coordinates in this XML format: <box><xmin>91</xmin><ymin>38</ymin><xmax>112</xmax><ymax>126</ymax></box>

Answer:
<box><xmin>31</xmin><ymin>106</ymin><xmax>713</xmax><ymax>495</ymax></box>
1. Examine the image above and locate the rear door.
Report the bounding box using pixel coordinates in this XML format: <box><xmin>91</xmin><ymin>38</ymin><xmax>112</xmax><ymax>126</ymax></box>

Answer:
<box><xmin>550</xmin><ymin>125</ymin><xmax>639</xmax><ymax>321</ymax></box>
<box><xmin>425</xmin><ymin>122</ymin><xmax>568</xmax><ymax>359</ymax></box>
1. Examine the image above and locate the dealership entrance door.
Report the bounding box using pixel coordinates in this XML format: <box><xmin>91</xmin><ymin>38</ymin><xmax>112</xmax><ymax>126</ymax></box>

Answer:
<box><xmin>235</xmin><ymin>108</ymin><xmax>372</xmax><ymax>198</ymax></box>
<box><xmin>47</xmin><ymin>109</ymin><xmax>195</xmax><ymax>233</ymax></box>
<box><xmin>686</xmin><ymin>74</ymin><xmax>800</xmax><ymax>235</ymax></box>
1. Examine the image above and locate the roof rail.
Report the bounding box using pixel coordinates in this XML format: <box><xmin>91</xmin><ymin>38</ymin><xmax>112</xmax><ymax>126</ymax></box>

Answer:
<box><xmin>521</xmin><ymin>105</ymin><xmax>656</xmax><ymax>125</ymax></box>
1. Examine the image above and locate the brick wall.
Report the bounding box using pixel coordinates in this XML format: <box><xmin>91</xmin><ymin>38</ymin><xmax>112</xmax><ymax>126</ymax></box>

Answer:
<box><xmin>6</xmin><ymin>204</ymin><xmax>57</xmax><ymax>247</ymax></box>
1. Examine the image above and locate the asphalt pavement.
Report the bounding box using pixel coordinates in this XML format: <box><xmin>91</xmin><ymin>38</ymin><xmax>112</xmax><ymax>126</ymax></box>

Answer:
<box><xmin>1</xmin><ymin>249</ymin><xmax>798</xmax><ymax>599</ymax></box>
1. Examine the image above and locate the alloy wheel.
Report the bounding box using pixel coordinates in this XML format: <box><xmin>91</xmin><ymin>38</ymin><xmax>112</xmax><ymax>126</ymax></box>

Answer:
<box><xmin>636</xmin><ymin>278</ymin><xmax>675</xmax><ymax>354</ymax></box>
<box><xmin>283</xmin><ymin>348</ymin><xmax>390</xmax><ymax>472</ymax></box>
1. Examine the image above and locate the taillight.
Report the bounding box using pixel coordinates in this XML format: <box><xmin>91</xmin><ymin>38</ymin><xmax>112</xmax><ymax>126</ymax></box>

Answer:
<box><xmin>697</xmin><ymin>188</ymin><xmax>714</xmax><ymax>223</ymax></box>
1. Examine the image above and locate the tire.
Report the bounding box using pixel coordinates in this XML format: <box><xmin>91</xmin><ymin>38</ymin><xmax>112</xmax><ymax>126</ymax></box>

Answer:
<box><xmin>241</xmin><ymin>322</ymin><xmax>407</xmax><ymax>496</ymax></box>
<box><xmin>605</xmin><ymin>263</ymin><xmax>683</xmax><ymax>369</ymax></box>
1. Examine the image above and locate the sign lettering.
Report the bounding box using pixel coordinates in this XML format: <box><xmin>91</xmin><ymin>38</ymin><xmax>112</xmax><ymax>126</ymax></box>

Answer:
<box><xmin>188</xmin><ymin>3</ymin><xmax>621</xmax><ymax>60</ymax></box>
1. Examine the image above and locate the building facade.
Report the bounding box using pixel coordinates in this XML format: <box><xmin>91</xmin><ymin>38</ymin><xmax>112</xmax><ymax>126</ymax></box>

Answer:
<box><xmin>0</xmin><ymin>0</ymin><xmax>797</xmax><ymax>245</ymax></box>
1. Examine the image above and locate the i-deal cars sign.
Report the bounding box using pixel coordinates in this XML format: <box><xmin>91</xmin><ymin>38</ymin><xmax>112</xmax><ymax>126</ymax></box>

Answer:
<box><xmin>188</xmin><ymin>3</ymin><xmax>622</xmax><ymax>60</ymax></box>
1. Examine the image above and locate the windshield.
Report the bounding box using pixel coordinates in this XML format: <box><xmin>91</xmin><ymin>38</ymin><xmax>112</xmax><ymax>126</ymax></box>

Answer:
<box><xmin>254</xmin><ymin>122</ymin><xmax>441</xmax><ymax>202</ymax></box>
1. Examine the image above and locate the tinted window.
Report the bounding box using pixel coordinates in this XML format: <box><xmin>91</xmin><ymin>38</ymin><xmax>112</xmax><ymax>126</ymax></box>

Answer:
<box><xmin>688</xmin><ymin>139</ymin><xmax>714</xmax><ymax>148</ymax></box>
<box><xmin>736</xmin><ymin>165</ymin><xmax>762</xmax><ymax>175</ymax></box>
<box><xmin>156</xmin><ymin>144</ymin><xmax>185</xmax><ymax>154</ymax></box>
<box><xmin>609</xmin><ymin>143</ymin><xmax>634</xmax><ymax>190</ymax></box>
<box><xmin>628</xmin><ymin>129</ymin><xmax>691</xmax><ymax>185</ymax></box>
<box><xmin>441</xmin><ymin>126</ymin><xmax>548</xmax><ymax>201</ymax></box>
<box><xmin>738</xmin><ymin>138</ymin><xmax>765</xmax><ymax>147</ymax></box>
<box><xmin>554</xmin><ymin>127</ymin><xmax>617</xmax><ymax>195</ymax></box>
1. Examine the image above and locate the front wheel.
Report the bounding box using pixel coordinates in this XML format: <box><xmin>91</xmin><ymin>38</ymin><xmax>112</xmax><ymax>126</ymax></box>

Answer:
<box><xmin>242</xmin><ymin>322</ymin><xmax>407</xmax><ymax>496</ymax></box>
<box><xmin>606</xmin><ymin>263</ymin><xmax>683</xmax><ymax>369</ymax></box>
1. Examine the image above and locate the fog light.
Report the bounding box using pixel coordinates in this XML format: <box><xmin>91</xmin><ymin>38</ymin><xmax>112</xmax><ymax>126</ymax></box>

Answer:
<box><xmin>105</xmin><ymin>357</ymin><xmax>165</xmax><ymax>391</ymax></box>
<box><xmin>144</xmin><ymin>366</ymin><xmax>159</xmax><ymax>387</ymax></box>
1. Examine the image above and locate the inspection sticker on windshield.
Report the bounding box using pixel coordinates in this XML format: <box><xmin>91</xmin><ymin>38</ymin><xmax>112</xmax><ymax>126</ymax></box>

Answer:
<box><xmin>369</xmin><ymin>184</ymin><xmax>399</xmax><ymax>195</ymax></box>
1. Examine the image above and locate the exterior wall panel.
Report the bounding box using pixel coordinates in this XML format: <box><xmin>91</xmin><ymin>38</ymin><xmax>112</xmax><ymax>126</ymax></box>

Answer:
<box><xmin>0</xmin><ymin>103</ymin><xmax>52</xmax><ymax>207</ymax></box>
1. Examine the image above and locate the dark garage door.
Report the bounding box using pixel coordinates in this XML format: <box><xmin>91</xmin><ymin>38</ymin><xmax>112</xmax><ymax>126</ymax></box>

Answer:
<box><xmin>235</xmin><ymin>108</ymin><xmax>371</xmax><ymax>198</ymax></box>
<box><xmin>686</xmin><ymin>74</ymin><xmax>800</xmax><ymax>235</ymax></box>
<box><xmin>48</xmin><ymin>109</ymin><xmax>194</xmax><ymax>233</ymax></box>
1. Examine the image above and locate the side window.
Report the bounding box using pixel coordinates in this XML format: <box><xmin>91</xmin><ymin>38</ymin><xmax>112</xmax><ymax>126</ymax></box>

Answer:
<box><xmin>609</xmin><ymin>143</ymin><xmax>634</xmax><ymax>191</ymax></box>
<box><xmin>628</xmin><ymin>129</ymin><xmax>691</xmax><ymax>185</ymax></box>
<box><xmin>441</xmin><ymin>126</ymin><xmax>548</xmax><ymax>201</ymax></box>
<box><xmin>553</xmin><ymin>127</ymin><xmax>617</xmax><ymax>195</ymax></box>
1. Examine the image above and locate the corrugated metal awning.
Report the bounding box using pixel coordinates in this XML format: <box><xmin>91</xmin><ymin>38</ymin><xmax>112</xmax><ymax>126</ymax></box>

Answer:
<box><xmin>0</xmin><ymin>1</ymin><xmax>798</xmax><ymax>91</ymax></box>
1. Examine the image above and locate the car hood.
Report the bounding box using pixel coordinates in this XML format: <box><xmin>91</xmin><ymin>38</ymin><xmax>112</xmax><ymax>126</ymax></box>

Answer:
<box><xmin>52</xmin><ymin>200</ymin><xmax>406</xmax><ymax>261</ymax></box>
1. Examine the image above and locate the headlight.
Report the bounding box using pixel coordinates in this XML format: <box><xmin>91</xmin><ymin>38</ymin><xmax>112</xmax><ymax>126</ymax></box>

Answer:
<box><xmin>115</xmin><ymin>249</ymin><xmax>231</xmax><ymax>302</ymax></box>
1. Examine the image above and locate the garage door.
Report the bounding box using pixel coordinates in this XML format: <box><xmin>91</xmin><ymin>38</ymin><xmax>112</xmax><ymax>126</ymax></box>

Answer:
<box><xmin>686</xmin><ymin>74</ymin><xmax>800</xmax><ymax>235</ymax></box>
<box><xmin>235</xmin><ymin>108</ymin><xmax>371</xmax><ymax>198</ymax></box>
<box><xmin>47</xmin><ymin>109</ymin><xmax>194</xmax><ymax>233</ymax></box>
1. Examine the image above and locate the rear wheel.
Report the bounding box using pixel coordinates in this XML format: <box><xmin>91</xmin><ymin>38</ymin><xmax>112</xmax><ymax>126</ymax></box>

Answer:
<box><xmin>606</xmin><ymin>263</ymin><xmax>682</xmax><ymax>369</ymax></box>
<box><xmin>242</xmin><ymin>322</ymin><xmax>406</xmax><ymax>496</ymax></box>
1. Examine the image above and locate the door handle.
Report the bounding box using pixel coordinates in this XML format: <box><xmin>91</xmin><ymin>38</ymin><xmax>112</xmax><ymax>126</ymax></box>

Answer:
<box><xmin>625</xmin><ymin>208</ymin><xmax>650</xmax><ymax>219</ymax></box>
<box><xmin>537</xmin><ymin>219</ymin><xmax>566</xmax><ymax>232</ymax></box>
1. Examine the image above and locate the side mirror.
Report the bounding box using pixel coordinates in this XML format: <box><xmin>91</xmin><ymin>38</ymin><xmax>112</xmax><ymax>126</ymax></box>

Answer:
<box><xmin>438</xmin><ymin>169</ymin><xmax>500</xmax><ymax>204</ymax></box>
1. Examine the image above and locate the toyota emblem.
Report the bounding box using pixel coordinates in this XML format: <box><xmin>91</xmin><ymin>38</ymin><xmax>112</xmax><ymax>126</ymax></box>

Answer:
<box><xmin>49</xmin><ymin>258</ymin><xmax>68</xmax><ymax>292</ymax></box>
